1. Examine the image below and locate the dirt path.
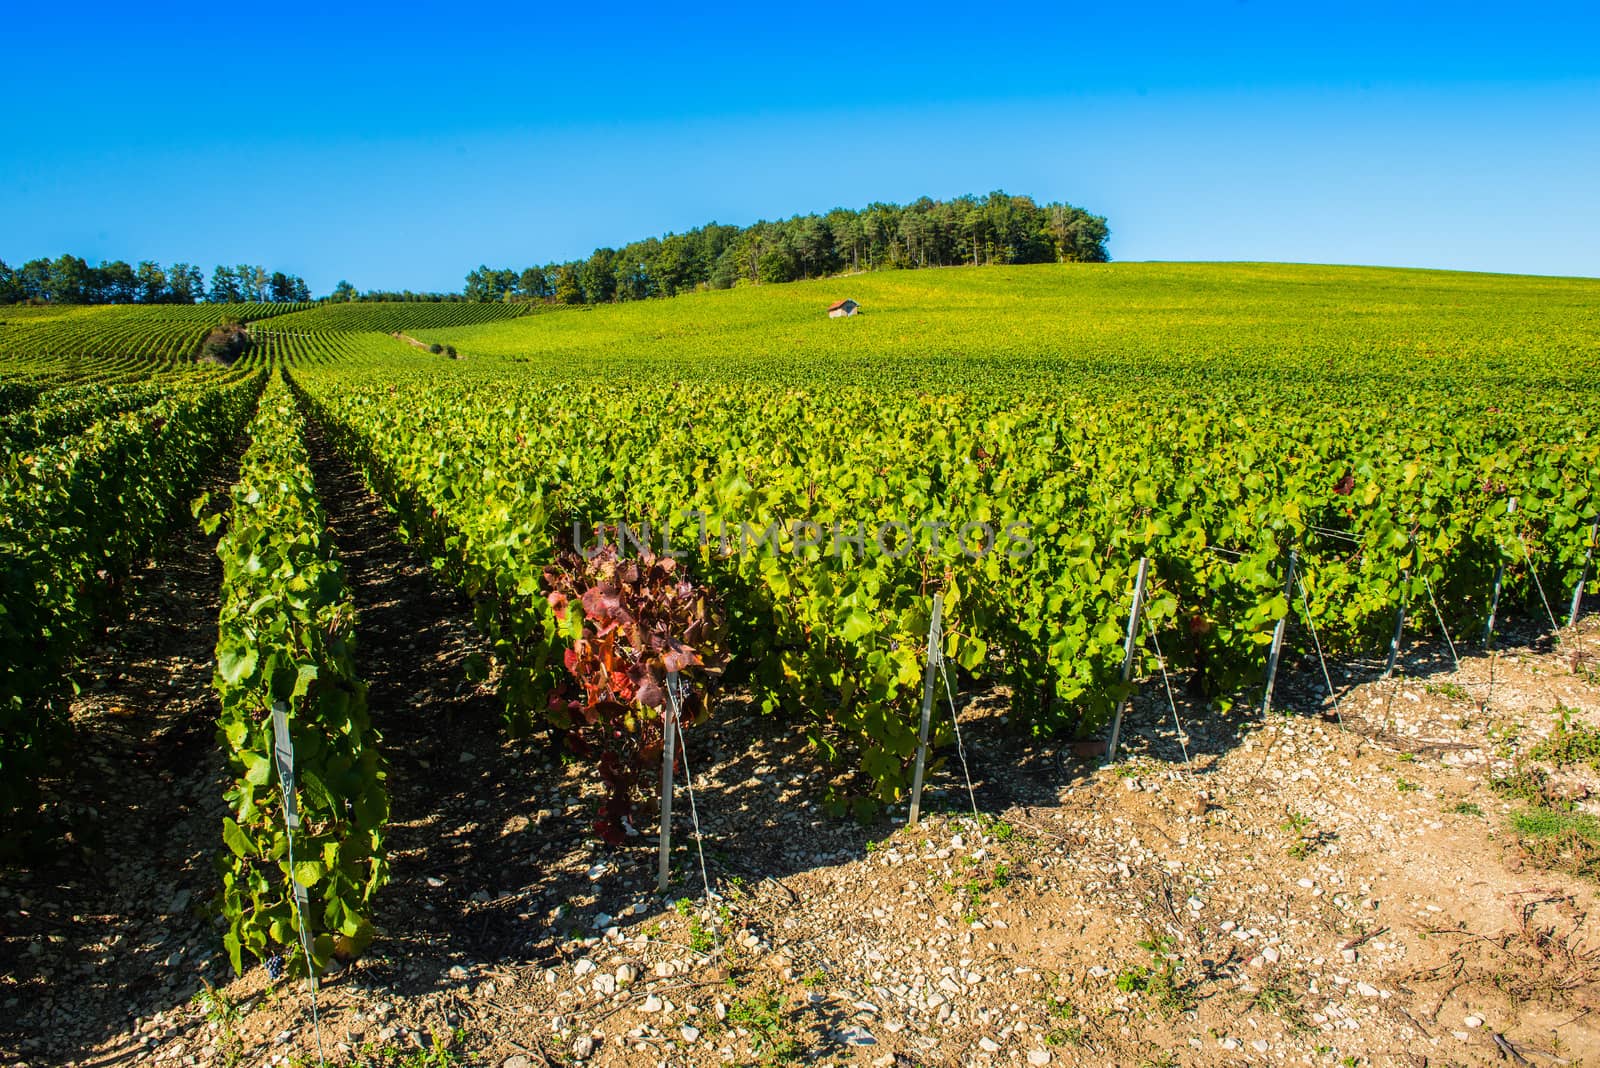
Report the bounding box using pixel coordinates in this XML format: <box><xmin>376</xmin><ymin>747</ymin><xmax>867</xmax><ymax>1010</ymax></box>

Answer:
<box><xmin>0</xmin><ymin>464</ymin><xmax>241</xmax><ymax>1066</ymax></box>
<box><xmin>388</xmin><ymin>332</ymin><xmax>433</xmax><ymax>352</ymax></box>
<box><xmin>301</xmin><ymin>422</ymin><xmax>550</xmax><ymax>984</ymax></box>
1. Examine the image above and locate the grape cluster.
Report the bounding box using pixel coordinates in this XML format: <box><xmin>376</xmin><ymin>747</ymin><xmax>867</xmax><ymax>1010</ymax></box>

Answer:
<box><xmin>264</xmin><ymin>953</ymin><xmax>285</xmax><ymax>981</ymax></box>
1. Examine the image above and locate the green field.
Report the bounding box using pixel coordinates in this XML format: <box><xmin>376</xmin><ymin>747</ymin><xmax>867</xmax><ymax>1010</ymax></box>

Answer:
<box><xmin>410</xmin><ymin>263</ymin><xmax>1600</xmax><ymax>391</ymax></box>
<box><xmin>3</xmin><ymin>260</ymin><xmax>1598</xmax><ymax>970</ymax></box>
<box><xmin>254</xmin><ymin>299</ymin><xmax>532</xmax><ymax>335</ymax></box>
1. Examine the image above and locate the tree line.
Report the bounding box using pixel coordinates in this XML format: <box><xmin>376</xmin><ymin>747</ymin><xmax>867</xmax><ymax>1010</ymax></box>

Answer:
<box><xmin>322</xmin><ymin>283</ymin><xmax>469</xmax><ymax>303</ymax></box>
<box><xmin>1</xmin><ymin>192</ymin><xmax>1108</xmax><ymax>307</ymax></box>
<box><xmin>0</xmin><ymin>256</ymin><xmax>311</xmax><ymax>305</ymax></box>
<box><xmin>463</xmin><ymin>191</ymin><xmax>1109</xmax><ymax>305</ymax></box>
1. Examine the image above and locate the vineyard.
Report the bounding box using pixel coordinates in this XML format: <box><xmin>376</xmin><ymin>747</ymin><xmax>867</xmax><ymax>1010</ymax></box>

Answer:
<box><xmin>254</xmin><ymin>301</ymin><xmax>533</xmax><ymax>335</ymax></box>
<box><xmin>0</xmin><ymin>303</ymin><xmax>309</xmax><ymax>366</ymax></box>
<box><xmin>3</xmin><ymin>262</ymin><xmax>1600</xmax><ymax>1067</ymax></box>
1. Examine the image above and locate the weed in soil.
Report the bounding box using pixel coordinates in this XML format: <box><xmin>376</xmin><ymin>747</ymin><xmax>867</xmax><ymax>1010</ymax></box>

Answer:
<box><xmin>1531</xmin><ymin>707</ymin><xmax>1600</xmax><ymax>770</ymax></box>
<box><xmin>721</xmin><ymin>982</ymin><xmax>801</xmax><ymax>1066</ymax></box>
<box><xmin>349</xmin><ymin>1030</ymin><xmax>469</xmax><ymax>1067</ymax></box>
<box><xmin>1118</xmin><ymin>933</ymin><xmax>1198</xmax><ymax>1017</ymax></box>
<box><xmin>1251</xmin><ymin>972</ymin><xmax>1313</xmax><ymax>1033</ymax></box>
<box><xmin>1510</xmin><ymin>808</ymin><xmax>1600</xmax><ymax>879</ymax></box>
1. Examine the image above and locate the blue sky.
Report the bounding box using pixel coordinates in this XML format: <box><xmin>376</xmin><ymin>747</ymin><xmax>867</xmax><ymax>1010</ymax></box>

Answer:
<box><xmin>2</xmin><ymin>2</ymin><xmax>1596</xmax><ymax>293</ymax></box>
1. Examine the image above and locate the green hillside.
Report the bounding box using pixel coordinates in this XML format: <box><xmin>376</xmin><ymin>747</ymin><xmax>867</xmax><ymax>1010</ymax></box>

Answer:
<box><xmin>257</xmin><ymin>300</ymin><xmax>532</xmax><ymax>334</ymax></box>
<box><xmin>408</xmin><ymin>262</ymin><xmax>1600</xmax><ymax>391</ymax></box>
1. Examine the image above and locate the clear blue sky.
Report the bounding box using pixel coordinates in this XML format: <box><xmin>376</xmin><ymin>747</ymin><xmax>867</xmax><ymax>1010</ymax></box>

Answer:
<box><xmin>3</xmin><ymin>1</ymin><xmax>1596</xmax><ymax>294</ymax></box>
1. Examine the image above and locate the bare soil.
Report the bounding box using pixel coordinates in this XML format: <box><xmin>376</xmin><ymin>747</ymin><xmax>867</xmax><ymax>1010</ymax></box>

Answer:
<box><xmin>4</xmin><ymin>439</ymin><xmax>1598</xmax><ymax>1068</ymax></box>
<box><xmin>387</xmin><ymin>334</ymin><xmax>433</xmax><ymax>353</ymax></box>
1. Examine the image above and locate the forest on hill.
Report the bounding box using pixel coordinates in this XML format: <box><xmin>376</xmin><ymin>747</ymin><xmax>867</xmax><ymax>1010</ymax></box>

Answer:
<box><xmin>460</xmin><ymin>191</ymin><xmax>1109</xmax><ymax>305</ymax></box>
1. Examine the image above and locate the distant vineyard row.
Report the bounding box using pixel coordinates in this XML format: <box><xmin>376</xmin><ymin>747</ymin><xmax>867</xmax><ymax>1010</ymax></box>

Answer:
<box><xmin>0</xmin><ymin>303</ymin><xmax>310</xmax><ymax>363</ymax></box>
<box><xmin>0</xmin><ymin>300</ymin><xmax>536</xmax><ymax>371</ymax></box>
<box><xmin>249</xmin><ymin>301</ymin><xmax>531</xmax><ymax>334</ymax></box>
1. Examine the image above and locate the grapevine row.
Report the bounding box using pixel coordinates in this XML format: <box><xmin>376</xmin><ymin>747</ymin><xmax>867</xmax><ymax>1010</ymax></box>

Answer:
<box><xmin>0</xmin><ymin>370</ymin><xmax>265</xmax><ymax>845</ymax></box>
<box><xmin>259</xmin><ymin>300</ymin><xmax>531</xmax><ymax>335</ymax></box>
<box><xmin>289</xmin><ymin>346</ymin><xmax>1598</xmax><ymax>809</ymax></box>
<box><xmin>208</xmin><ymin>374</ymin><xmax>388</xmax><ymax>976</ymax></box>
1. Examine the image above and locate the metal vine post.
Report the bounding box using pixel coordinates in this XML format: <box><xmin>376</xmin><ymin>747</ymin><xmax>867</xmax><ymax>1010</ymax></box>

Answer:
<box><xmin>1105</xmin><ymin>557</ymin><xmax>1150</xmax><ymax>763</ymax></box>
<box><xmin>1261</xmin><ymin>547</ymin><xmax>1299</xmax><ymax>717</ymax></box>
<box><xmin>907</xmin><ymin>594</ymin><xmax>944</xmax><ymax>827</ymax></box>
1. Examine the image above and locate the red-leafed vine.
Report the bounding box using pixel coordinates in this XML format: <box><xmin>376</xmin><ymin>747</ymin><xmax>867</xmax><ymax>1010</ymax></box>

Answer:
<box><xmin>544</xmin><ymin>547</ymin><xmax>725</xmax><ymax>845</ymax></box>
